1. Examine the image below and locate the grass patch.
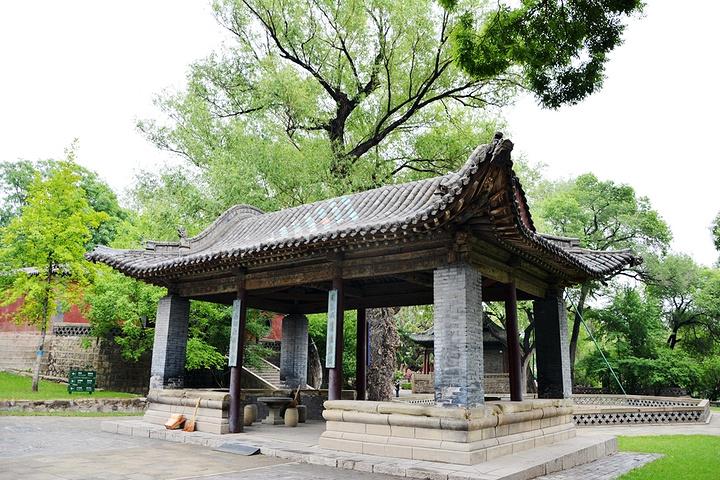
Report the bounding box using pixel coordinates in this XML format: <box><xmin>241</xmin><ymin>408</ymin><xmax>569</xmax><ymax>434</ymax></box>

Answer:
<box><xmin>618</xmin><ymin>435</ymin><xmax>720</xmax><ymax>480</ymax></box>
<box><xmin>0</xmin><ymin>372</ymin><xmax>137</xmax><ymax>400</ymax></box>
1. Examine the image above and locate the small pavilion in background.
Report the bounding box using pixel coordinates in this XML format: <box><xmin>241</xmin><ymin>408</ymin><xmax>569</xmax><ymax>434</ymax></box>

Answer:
<box><xmin>88</xmin><ymin>135</ymin><xmax>639</xmax><ymax>464</ymax></box>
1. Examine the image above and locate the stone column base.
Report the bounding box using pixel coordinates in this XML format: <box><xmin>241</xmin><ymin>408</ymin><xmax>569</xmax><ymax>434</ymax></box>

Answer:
<box><xmin>319</xmin><ymin>399</ymin><xmax>576</xmax><ymax>465</ymax></box>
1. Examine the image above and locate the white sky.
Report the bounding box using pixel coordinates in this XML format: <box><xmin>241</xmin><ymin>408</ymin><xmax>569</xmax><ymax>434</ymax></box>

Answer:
<box><xmin>0</xmin><ymin>1</ymin><xmax>718</xmax><ymax>266</ymax></box>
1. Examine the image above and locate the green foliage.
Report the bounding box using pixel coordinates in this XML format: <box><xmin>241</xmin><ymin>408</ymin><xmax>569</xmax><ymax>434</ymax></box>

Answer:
<box><xmin>86</xmin><ymin>273</ymin><xmax>273</xmax><ymax>372</ymax></box>
<box><xmin>395</xmin><ymin>306</ymin><xmax>434</xmax><ymax>370</ymax></box>
<box><xmin>693</xmin><ymin>356</ymin><xmax>720</xmax><ymax>401</ymax></box>
<box><xmin>187</xmin><ymin>300</ymin><xmax>272</xmax><ymax>371</ymax></box>
<box><xmin>618</xmin><ymin>435</ymin><xmax>720</xmax><ymax>480</ymax></box>
<box><xmin>448</xmin><ymin>0</ymin><xmax>644</xmax><ymax>108</ymax></box>
<box><xmin>712</xmin><ymin>212</ymin><xmax>720</xmax><ymax>253</ymax></box>
<box><xmin>308</xmin><ymin>311</ymin><xmax>357</xmax><ymax>388</ymax></box>
<box><xmin>638</xmin><ymin>348</ymin><xmax>699</xmax><ymax>396</ymax></box>
<box><xmin>0</xmin><ymin>155</ymin><xmax>109</xmax><ymax>326</ymax></box>
<box><xmin>577</xmin><ymin>283</ymin><xmax>700</xmax><ymax>395</ymax></box>
<box><xmin>643</xmin><ymin>254</ymin><xmax>720</xmax><ymax>351</ymax></box>
<box><xmin>534</xmin><ymin>173</ymin><xmax>672</xmax><ymax>382</ymax></box>
<box><xmin>579</xmin><ymin>347</ymin><xmax>699</xmax><ymax>396</ymax></box>
<box><xmin>0</xmin><ymin>157</ymin><xmax>128</xmax><ymax>250</ymax></box>
<box><xmin>184</xmin><ymin>336</ymin><xmax>227</xmax><ymax>371</ymax></box>
<box><xmin>536</xmin><ymin>173</ymin><xmax>671</xmax><ymax>254</ymax></box>
<box><xmin>0</xmin><ymin>160</ymin><xmax>36</xmax><ymax>229</ymax></box>
<box><xmin>84</xmin><ymin>267</ymin><xmax>165</xmax><ymax>361</ymax></box>
<box><xmin>588</xmin><ymin>286</ymin><xmax>664</xmax><ymax>359</ymax></box>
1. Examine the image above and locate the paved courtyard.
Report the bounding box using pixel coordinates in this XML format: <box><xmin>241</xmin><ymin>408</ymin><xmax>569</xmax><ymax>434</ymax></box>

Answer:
<box><xmin>0</xmin><ymin>416</ymin><xmax>401</xmax><ymax>480</ymax></box>
<box><xmin>1</xmin><ymin>413</ymin><xmax>717</xmax><ymax>480</ymax></box>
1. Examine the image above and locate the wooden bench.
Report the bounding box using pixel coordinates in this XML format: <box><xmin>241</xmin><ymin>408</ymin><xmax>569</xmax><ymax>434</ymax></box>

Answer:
<box><xmin>68</xmin><ymin>370</ymin><xmax>97</xmax><ymax>394</ymax></box>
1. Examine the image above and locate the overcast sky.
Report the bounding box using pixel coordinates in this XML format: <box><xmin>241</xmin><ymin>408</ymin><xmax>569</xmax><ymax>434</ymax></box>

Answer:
<box><xmin>1</xmin><ymin>1</ymin><xmax>718</xmax><ymax>266</ymax></box>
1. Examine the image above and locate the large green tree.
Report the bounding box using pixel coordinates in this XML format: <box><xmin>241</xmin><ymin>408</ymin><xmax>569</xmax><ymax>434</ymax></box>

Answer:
<box><xmin>534</xmin><ymin>173</ymin><xmax>671</xmax><ymax>381</ymax></box>
<box><xmin>643</xmin><ymin>253</ymin><xmax>720</xmax><ymax>352</ymax></box>
<box><xmin>0</xmin><ymin>155</ymin><xmax>109</xmax><ymax>391</ymax></box>
<box><xmin>444</xmin><ymin>0</ymin><xmax>644</xmax><ymax>108</ymax></box>
<box><xmin>0</xmin><ymin>158</ymin><xmax>127</xmax><ymax>249</ymax></box>
<box><xmin>138</xmin><ymin>0</ymin><xmax>643</xmax><ymax>212</ymax></box>
<box><xmin>577</xmin><ymin>284</ymin><xmax>707</xmax><ymax>396</ymax></box>
<box><xmin>134</xmin><ymin>0</ymin><xmax>645</xmax><ymax>391</ymax></box>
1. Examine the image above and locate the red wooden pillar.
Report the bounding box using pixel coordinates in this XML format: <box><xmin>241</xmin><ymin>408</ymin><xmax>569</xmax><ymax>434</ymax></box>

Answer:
<box><xmin>228</xmin><ymin>283</ymin><xmax>248</xmax><ymax>432</ymax></box>
<box><xmin>504</xmin><ymin>281</ymin><xmax>523</xmax><ymax>401</ymax></box>
<box><xmin>356</xmin><ymin>308</ymin><xmax>367</xmax><ymax>400</ymax></box>
<box><xmin>327</xmin><ymin>272</ymin><xmax>345</xmax><ymax>400</ymax></box>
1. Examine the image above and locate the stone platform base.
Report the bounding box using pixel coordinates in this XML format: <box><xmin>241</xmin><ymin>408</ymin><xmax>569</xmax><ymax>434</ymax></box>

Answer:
<box><xmin>143</xmin><ymin>389</ymin><xmax>230</xmax><ymax>434</ymax></box>
<box><xmin>320</xmin><ymin>399</ymin><xmax>578</xmax><ymax>465</ymax></box>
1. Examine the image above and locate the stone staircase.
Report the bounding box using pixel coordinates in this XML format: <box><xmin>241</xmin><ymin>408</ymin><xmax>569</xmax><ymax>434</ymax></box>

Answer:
<box><xmin>243</xmin><ymin>358</ymin><xmax>281</xmax><ymax>389</ymax></box>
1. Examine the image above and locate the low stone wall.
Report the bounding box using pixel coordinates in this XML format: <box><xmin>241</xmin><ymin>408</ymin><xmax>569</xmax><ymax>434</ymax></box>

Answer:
<box><xmin>0</xmin><ymin>397</ymin><xmax>147</xmax><ymax>413</ymax></box>
<box><xmin>47</xmin><ymin>331</ymin><xmax>151</xmax><ymax>395</ymax></box>
<box><xmin>411</xmin><ymin>373</ymin><xmax>511</xmax><ymax>395</ymax></box>
<box><xmin>320</xmin><ymin>399</ymin><xmax>577</xmax><ymax>465</ymax></box>
<box><xmin>573</xmin><ymin>394</ymin><xmax>711</xmax><ymax>426</ymax></box>
<box><xmin>0</xmin><ymin>330</ymin><xmax>151</xmax><ymax>394</ymax></box>
<box><xmin>485</xmin><ymin>373</ymin><xmax>511</xmax><ymax>394</ymax></box>
<box><xmin>143</xmin><ymin>389</ymin><xmax>231</xmax><ymax>435</ymax></box>
<box><xmin>0</xmin><ymin>331</ymin><xmax>49</xmax><ymax>372</ymax></box>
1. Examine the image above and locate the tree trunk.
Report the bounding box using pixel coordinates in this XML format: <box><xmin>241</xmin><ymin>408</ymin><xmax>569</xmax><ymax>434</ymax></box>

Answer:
<box><xmin>367</xmin><ymin>307</ymin><xmax>400</xmax><ymax>402</ymax></box>
<box><xmin>307</xmin><ymin>336</ymin><xmax>323</xmax><ymax>389</ymax></box>
<box><xmin>32</xmin><ymin>286</ymin><xmax>51</xmax><ymax>392</ymax></box>
<box><xmin>521</xmin><ymin>351</ymin><xmax>536</xmax><ymax>394</ymax></box>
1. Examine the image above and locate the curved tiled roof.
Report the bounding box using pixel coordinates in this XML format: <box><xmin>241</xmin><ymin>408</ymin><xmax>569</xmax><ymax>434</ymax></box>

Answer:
<box><xmin>86</xmin><ymin>139</ymin><xmax>639</xmax><ymax>284</ymax></box>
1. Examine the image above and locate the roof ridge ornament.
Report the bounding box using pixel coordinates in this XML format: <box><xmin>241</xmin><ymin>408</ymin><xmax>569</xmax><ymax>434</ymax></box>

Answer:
<box><xmin>178</xmin><ymin>227</ymin><xmax>190</xmax><ymax>254</ymax></box>
<box><xmin>490</xmin><ymin>131</ymin><xmax>513</xmax><ymax>166</ymax></box>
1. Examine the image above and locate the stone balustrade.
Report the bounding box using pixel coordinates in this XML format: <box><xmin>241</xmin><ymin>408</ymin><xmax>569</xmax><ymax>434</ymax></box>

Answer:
<box><xmin>573</xmin><ymin>394</ymin><xmax>710</xmax><ymax>426</ymax></box>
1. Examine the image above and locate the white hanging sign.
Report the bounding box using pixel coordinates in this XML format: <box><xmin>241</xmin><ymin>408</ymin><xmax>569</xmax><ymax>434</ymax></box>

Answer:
<box><xmin>228</xmin><ymin>299</ymin><xmax>242</xmax><ymax>367</ymax></box>
<box><xmin>325</xmin><ymin>290</ymin><xmax>338</xmax><ymax>368</ymax></box>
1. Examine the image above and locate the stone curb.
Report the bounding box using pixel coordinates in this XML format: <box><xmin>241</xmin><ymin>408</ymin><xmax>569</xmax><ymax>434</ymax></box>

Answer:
<box><xmin>0</xmin><ymin>397</ymin><xmax>147</xmax><ymax>413</ymax></box>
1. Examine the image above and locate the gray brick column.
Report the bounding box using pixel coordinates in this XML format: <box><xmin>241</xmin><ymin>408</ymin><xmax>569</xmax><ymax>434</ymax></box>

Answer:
<box><xmin>150</xmin><ymin>294</ymin><xmax>190</xmax><ymax>390</ymax></box>
<box><xmin>433</xmin><ymin>262</ymin><xmax>484</xmax><ymax>408</ymax></box>
<box><xmin>280</xmin><ymin>314</ymin><xmax>309</xmax><ymax>389</ymax></box>
<box><xmin>534</xmin><ymin>292</ymin><xmax>573</xmax><ymax>398</ymax></box>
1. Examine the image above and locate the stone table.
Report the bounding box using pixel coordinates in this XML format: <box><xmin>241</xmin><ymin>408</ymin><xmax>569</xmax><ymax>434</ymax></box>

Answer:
<box><xmin>257</xmin><ymin>397</ymin><xmax>292</xmax><ymax>425</ymax></box>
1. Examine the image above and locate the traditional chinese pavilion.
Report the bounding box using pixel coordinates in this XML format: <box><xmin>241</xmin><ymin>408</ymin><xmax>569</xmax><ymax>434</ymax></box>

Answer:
<box><xmin>87</xmin><ymin>136</ymin><xmax>638</xmax><ymax>463</ymax></box>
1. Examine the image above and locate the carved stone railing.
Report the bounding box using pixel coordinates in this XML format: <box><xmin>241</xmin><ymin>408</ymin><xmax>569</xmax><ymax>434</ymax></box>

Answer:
<box><xmin>573</xmin><ymin>394</ymin><xmax>710</xmax><ymax>426</ymax></box>
<box><xmin>53</xmin><ymin>323</ymin><xmax>93</xmax><ymax>337</ymax></box>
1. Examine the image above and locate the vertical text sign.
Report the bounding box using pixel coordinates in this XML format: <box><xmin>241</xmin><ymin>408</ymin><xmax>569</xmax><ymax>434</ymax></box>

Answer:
<box><xmin>228</xmin><ymin>299</ymin><xmax>242</xmax><ymax>367</ymax></box>
<box><xmin>326</xmin><ymin>290</ymin><xmax>338</xmax><ymax>368</ymax></box>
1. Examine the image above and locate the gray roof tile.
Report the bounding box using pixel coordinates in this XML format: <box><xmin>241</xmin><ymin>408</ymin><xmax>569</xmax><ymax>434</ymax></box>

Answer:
<box><xmin>87</xmin><ymin>140</ymin><xmax>640</xmax><ymax>282</ymax></box>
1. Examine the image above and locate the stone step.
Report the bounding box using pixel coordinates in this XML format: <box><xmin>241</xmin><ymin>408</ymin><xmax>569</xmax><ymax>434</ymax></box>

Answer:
<box><xmin>244</xmin><ymin>359</ymin><xmax>281</xmax><ymax>388</ymax></box>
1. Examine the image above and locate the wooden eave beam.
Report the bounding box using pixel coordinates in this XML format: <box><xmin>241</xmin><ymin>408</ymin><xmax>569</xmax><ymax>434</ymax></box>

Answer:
<box><xmin>466</xmin><ymin>237</ymin><xmax>551</xmax><ymax>299</ymax></box>
<box><xmin>172</xmin><ymin>242</ymin><xmax>451</xmax><ymax>298</ymax></box>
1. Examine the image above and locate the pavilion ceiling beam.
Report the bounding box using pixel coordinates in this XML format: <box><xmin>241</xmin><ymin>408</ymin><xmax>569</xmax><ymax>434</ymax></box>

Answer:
<box><xmin>466</xmin><ymin>237</ymin><xmax>551</xmax><ymax>299</ymax></box>
<box><xmin>391</xmin><ymin>272</ymin><xmax>434</xmax><ymax>288</ymax></box>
